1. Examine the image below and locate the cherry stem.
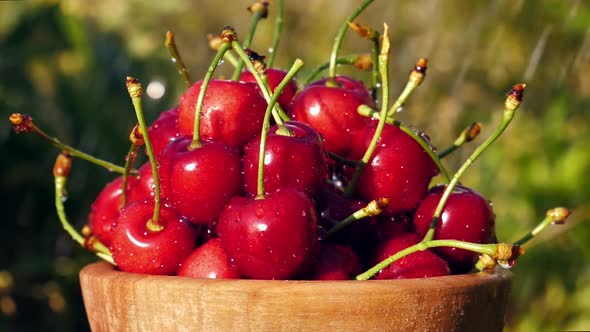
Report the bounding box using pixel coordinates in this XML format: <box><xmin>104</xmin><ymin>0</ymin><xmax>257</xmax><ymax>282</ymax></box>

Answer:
<box><xmin>232</xmin><ymin>2</ymin><xmax>268</xmax><ymax>80</ymax></box>
<box><xmin>191</xmin><ymin>42</ymin><xmax>232</xmax><ymax>149</ymax></box>
<box><xmin>423</xmin><ymin>84</ymin><xmax>526</xmax><ymax>242</ymax></box>
<box><xmin>165</xmin><ymin>31</ymin><xmax>192</xmax><ymax>88</ymax></box>
<box><xmin>231</xmin><ymin>41</ymin><xmax>291</xmax><ymax>126</ymax></box>
<box><xmin>516</xmin><ymin>207</ymin><xmax>570</xmax><ymax>246</ymax></box>
<box><xmin>438</xmin><ymin>122</ymin><xmax>482</xmax><ymax>159</ymax></box>
<box><xmin>357</xmin><ymin>107</ymin><xmax>450</xmax><ymax>182</ymax></box>
<box><xmin>255</xmin><ymin>59</ymin><xmax>305</xmax><ymax>198</ymax></box>
<box><xmin>301</xmin><ymin>55</ymin><xmax>365</xmax><ymax>87</ymax></box>
<box><xmin>121</xmin><ymin>124</ymin><xmax>143</xmax><ymax>208</ymax></box>
<box><xmin>386</xmin><ymin>58</ymin><xmax>427</xmax><ymax>122</ymax></box>
<box><xmin>324</xmin><ymin>198</ymin><xmax>388</xmax><ymax>238</ymax></box>
<box><xmin>8</xmin><ymin>113</ymin><xmax>133</xmax><ymax>175</ymax></box>
<box><xmin>344</xmin><ymin>24</ymin><xmax>390</xmax><ymax>197</ymax></box>
<box><xmin>53</xmin><ymin>152</ymin><xmax>115</xmax><ymax>265</ymax></box>
<box><xmin>267</xmin><ymin>0</ymin><xmax>283</xmax><ymax>68</ymax></box>
<box><xmin>356</xmin><ymin>239</ymin><xmax>498</xmax><ymax>280</ymax></box>
<box><xmin>326</xmin><ymin>151</ymin><xmax>359</xmax><ymax>167</ymax></box>
<box><xmin>126</xmin><ymin>77</ymin><xmax>163</xmax><ymax>231</ymax></box>
<box><xmin>328</xmin><ymin>0</ymin><xmax>375</xmax><ymax>79</ymax></box>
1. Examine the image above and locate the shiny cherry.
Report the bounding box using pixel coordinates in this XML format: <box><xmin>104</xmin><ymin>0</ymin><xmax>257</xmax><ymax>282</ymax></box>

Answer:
<box><xmin>177</xmin><ymin>238</ymin><xmax>241</xmax><ymax>279</ymax></box>
<box><xmin>371</xmin><ymin>232</ymin><xmax>450</xmax><ymax>280</ymax></box>
<box><xmin>239</xmin><ymin>68</ymin><xmax>298</xmax><ymax>111</ymax></box>
<box><xmin>147</xmin><ymin>106</ymin><xmax>180</xmax><ymax>157</ymax></box>
<box><xmin>413</xmin><ymin>185</ymin><xmax>496</xmax><ymax>273</ymax></box>
<box><xmin>217</xmin><ymin>188</ymin><xmax>319</xmax><ymax>279</ymax></box>
<box><xmin>110</xmin><ymin>199</ymin><xmax>198</xmax><ymax>275</ymax></box>
<box><xmin>307</xmin><ymin>243</ymin><xmax>362</xmax><ymax>280</ymax></box>
<box><xmin>177</xmin><ymin>80</ymin><xmax>267</xmax><ymax>147</ymax></box>
<box><xmin>242</xmin><ymin>121</ymin><xmax>328</xmax><ymax>197</ymax></box>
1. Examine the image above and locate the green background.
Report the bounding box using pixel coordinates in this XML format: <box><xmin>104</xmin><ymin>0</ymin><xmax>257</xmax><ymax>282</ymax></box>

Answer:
<box><xmin>1</xmin><ymin>0</ymin><xmax>589</xmax><ymax>331</ymax></box>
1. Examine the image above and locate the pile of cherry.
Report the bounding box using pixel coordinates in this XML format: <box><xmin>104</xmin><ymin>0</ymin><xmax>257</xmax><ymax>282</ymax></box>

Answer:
<box><xmin>10</xmin><ymin>4</ymin><xmax>570</xmax><ymax>281</ymax></box>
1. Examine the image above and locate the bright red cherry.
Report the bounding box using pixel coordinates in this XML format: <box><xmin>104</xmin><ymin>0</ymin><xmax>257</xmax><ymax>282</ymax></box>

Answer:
<box><xmin>88</xmin><ymin>175</ymin><xmax>138</xmax><ymax>247</ymax></box>
<box><xmin>158</xmin><ymin>136</ymin><xmax>242</xmax><ymax>224</ymax></box>
<box><xmin>413</xmin><ymin>185</ymin><xmax>496</xmax><ymax>273</ymax></box>
<box><xmin>308</xmin><ymin>243</ymin><xmax>362</xmax><ymax>280</ymax></box>
<box><xmin>371</xmin><ymin>232</ymin><xmax>450</xmax><ymax>280</ymax></box>
<box><xmin>217</xmin><ymin>188</ymin><xmax>320</xmax><ymax>280</ymax></box>
<box><xmin>177</xmin><ymin>238</ymin><xmax>241</xmax><ymax>279</ymax></box>
<box><xmin>242</xmin><ymin>121</ymin><xmax>328</xmax><ymax>197</ymax></box>
<box><xmin>177</xmin><ymin>80</ymin><xmax>267</xmax><ymax>147</ymax></box>
<box><xmin>147</xmin><ymin>106</ymin><xmax>180</xmax><ymax>157</ymax></box>
<box><xmin>289</xmin><ymin>76</ymin><xmax>374</xmax><ymax>157</ymax></box>
<box><xmin>110</xmin><ymin>199</ymin><xmax>198</xmax><ymax>275</ymax></box>
<box><xmin>347</xmin><ymin>122</ymin><xmax>439</xmax><ymax>215</ymax></box>
<box><xmin>239</xmin><ymin>68</ymin><xmax>298</xmax><ymax>111</ymax></box>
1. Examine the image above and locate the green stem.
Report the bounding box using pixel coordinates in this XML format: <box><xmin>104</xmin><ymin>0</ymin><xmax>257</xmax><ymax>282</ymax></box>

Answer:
<box><xmin>255</xmin><ymin>59</ymin><xmax>305</xmax><ymax>198</ymax></box>
<box><xmin>328</xmin><ymin>0</ymin><xmax>376</xmax><ymax>79</ymax></box>
<box><xmin>191</xmin><ymin>42</ymin><xmax>232</xmax><ymax>149</ymax></box>
<box><xmin>423</xmin><ymin>109</ymin><xmax>517</xmax><ymax>242</ymax></box>
<box><xmin>231</xmin><ymin>41</ymin><xmax>291</xmax><ymax>126</ymax></box>
<box><xmin>223</xmin><ymin>51</ymin><xmax>240</xmax><ymax>68</ymax></box>
<box><xmin>30</xmin><ymin>125</ymin><xmax>131</xmax><ymax>175</ymax></box>
<box><xmin>387</xmin><ymin>80</ymin><xmax>418</xmax><ymax>121</ymax></box>
<box><xmin>165</xmin><ymin>31</ymin><xmax>192</xmax><ymax>88</ymax></box>
<box><xmin>356</xmin><ymin>239</ymin><xmax>497</xmax><ymax>280</ymax></box>
<box><xmin>120</xmin><ymin>143</ymin><xmax>139</xmax><ymax>208</ymax></box>
<box><xmin>370</xmin><ymin>38</ymin><xmax>380</xmax><ymax>101</ymax></box>
<box><xmin>301</xmin><ymin>55</ymin><xmax>362</xmax><ymax>87</ymax></box>
<box><xmin>232</xmin><ymin>10</ymin><xmax>265</xmax><ymax>80</ymax></box>
<box><xmin>327</xmin><ymin>151</ymin><xmax>359</xmax><ymax>167</ymax></box>
<box><xmin>344</xmin><ymin>25</ymin><xmax>390</xmax><ymax>197</ymax></box>
<box><xmin>267</xmin><ymin>0</ymin><xmax>283</xmax><ymax>68</ymax></box>
<box><xmin>438</xmin><ymin>123</ymin><xmax>481</xmax><ymax>159</ymax></box>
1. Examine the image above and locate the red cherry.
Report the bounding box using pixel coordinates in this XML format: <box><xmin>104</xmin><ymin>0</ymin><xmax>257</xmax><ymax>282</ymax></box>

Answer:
<box><xmin>217</xmin><ymin>188</ymin><xmax>320</xmax><ymax>279</ymax></box>
<box><xmin>239</xmin><ymin>68</ymin><xmax>298</xmax><ymax>111</ymax></box>
<box><xmin>177</xmin><ymin>80</ymin><xmax>267</xmax><ymax>147</ymax></box>
<box><xmin>177</xmin><ymin>238</ymin><xmax>241</xmax><ymax>279</ymax></box>
<box><xmin>413</xmin><ymin>185</ymin><xmax>496</xmax><ymax>273</ymax></box>
<box><xmin>127</xmin><ymin>162</ymin><xmax>155</xmax><ymax>202</ymax></box>
<box><xmin>371</xmin><ymin>232</ymin><xmax>450</xmax><ymax>279</ymax></box>
<box><xmin>110</xmin><ymin>199</ymin><xmax>198</xmax><ymax>275</ymax></box>
<box><xmin>88</xmin><ymin>175</ymin><xmax>138</xmax><ymax>247</ymax></box>
<box><xmin>347</xmin><ymin>122</ymin><xmax>439</xmax><ymax>215</ymax></box>
<box><xmin>242</xmin><ymin>121</ymin><xmax>328</xmax><ymax>197</ymax></box>
<box><xmin>158</xmin><ymin>136</ymin><xmax>242</xmax><ymax>224</ymax></box>
<box><xmin>147</xmin><ymin>106</ymin><xmax>180</xmax><ymax>157</ymax></box>
<box><xmin>308</xmin><ymin>243</ymin><xmax>362</xmax><ymax>280</ymax></box>
<box><xmin>289</xmin><ymin>76</ymin><xmax>373</xmax><ymax>157</ymax></box>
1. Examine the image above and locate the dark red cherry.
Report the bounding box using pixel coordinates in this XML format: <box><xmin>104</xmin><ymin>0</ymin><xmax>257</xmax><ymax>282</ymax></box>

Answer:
<box><xmin>217</xmin><ymin>188</ymin><xmax>319</xmax><ymax>280</ymax></box>
<box><xmin>413</xmin><ymin>185</ymin><xmax>496</xmax><ymax>273</ymax></box>
<box><xmin>242</xmin><ymin>121</ymin><xmax>328</xmax><ymax>197</ymax></box>
<box><xmin>289</xmin><ymin>76</ymin><xmax>373</xmax><ymax>157</ymax></box>
<box><xmin>308</xmin><ymin>243</ymin><xmax>362</xmax><ymax>280</ymax></box>
<box><xmin>88</xmin><ymin>175</ymin><xmax>138</xmax><ymax>247</ymax></box>
<box><xmin>347</xmin><ymin>122</ymin><xmax>439</xmax><ymax>215</ymax></box>
<box><xmin>177</xmin><ymin>238</ymin><xmax>241</xmax><ymax>279</ymax></box>
<box><xmin>158</xmin><ymin>136</ymin><xmax>242</xmax><ymax>224</ymax></box>
<box><xmin>239</xmin><ymin>68</ymin><xmax>298</xmax><ymax>111</ymax></box>
<box><xmin>177</xmin><ymin>80</ymin><xmax>267</xmax><ymax>147</ymax></box>
<box><xmin>110</xmin><ymin>199</ymin><xmax>198</xmax><ymax>275</ymax></box>
<box><xmin>371</xmin><ymin>232</ymin><xmax>450</xmax><ymax>280</ymax></box>
<box><xmin>147</xmin><ymin>106</ymin><xmax>180</xmax><ymax>157</ymax></box>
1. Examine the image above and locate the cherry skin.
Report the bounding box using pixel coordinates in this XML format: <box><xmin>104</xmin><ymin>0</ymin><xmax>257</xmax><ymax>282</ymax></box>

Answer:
<box><xmin>158</xmin><ymin>136</ymin><xmax>242</xmax><ymax>224</ymax></box>
<box><xmin>110</xmin><ymin>199</ymin><xmax>199</xmax><ymax>275</ymax></box>
<box><xmin>177</xmin><ymin>80</ymin><xmax>267</xmax><ymax>147</ymax></box>
<box><xmin>242</xmin><ymin>121</ymin><xmax>328</xmax><ymax>197</ymax></box>
<box><xmin>347</xmin><ymin>122</ymin><xmax>439</xmax><ymax>215</ymax></box>
<box><xmin>217</xmin><ymin>188</ymin><xmax>320</xmax><ymax>280</ymax></box>
<box><xmin>307</xmin><ymin>243</ymin><xmax>362</xmax><ymax>280</ymax></box>
<box><xmin>126</xmin><ymin>162</ymin><xmax>155</xmax><ymax>202</ymax></box>
<box><xmin>371</xmin><ymin>232</ymin><xmax>450</xmax><ymax>280</ymax></box>
<box><xmin>147</xmin><ymin>106</ymin><xmax>180</xmax><ymax>157</ymax></box>
<box><xmin>177</xmin><ymin>238</ymin><xmax>241</xmax><ymax>279</ymax></box>
<box><xmin>289</xmin><ymin>75</ymin><xmax>374</xmax><ymax>157</ymax></box>
<box><xmin>239</xmin><ymin>68</ymin><xmax>298</xmax><ymax>111</ymax></box>
<box><xmin>88</xmin><ymin>175</ymin><xmax>138</xmax><ymax>247</ymax></box>
<box><xmin>413</xmin><ymin>185</ymin><xmax>496</xmax><ymax>273</ymax></box>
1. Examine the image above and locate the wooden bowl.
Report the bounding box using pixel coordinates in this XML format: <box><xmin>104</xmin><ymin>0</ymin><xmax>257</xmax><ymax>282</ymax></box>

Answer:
<box><xmin>80</xmin><ymin>262</ymin><xmax>511</xmax><ymax>331</ymax></box>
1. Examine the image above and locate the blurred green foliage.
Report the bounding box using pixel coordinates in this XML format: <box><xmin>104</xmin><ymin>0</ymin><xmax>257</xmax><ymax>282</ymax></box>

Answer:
<box><xmin>0</xmin><ymin>0</ymin><xmax>588</xmax><ymax>331</ymax></box>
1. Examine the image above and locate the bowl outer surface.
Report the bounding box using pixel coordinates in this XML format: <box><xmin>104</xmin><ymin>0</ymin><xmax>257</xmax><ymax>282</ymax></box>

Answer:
<box><xmin>80</xmin><ymin>262</ymin><xmax>511</xmax><ymax>332</ymax></box>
